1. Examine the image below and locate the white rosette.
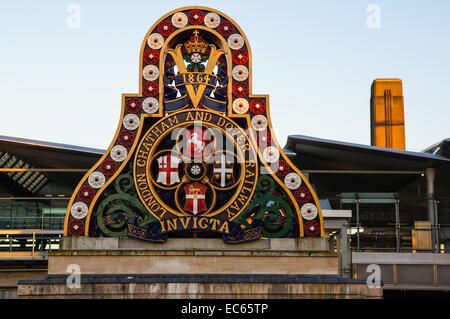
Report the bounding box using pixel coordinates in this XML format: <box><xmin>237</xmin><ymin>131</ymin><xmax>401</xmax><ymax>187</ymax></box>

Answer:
<box><xmin>88</xmin><ymin>171</ymin><xmax>106</xmax><ymax>189</ymax></box>
<box><xmin>228</xmin><ymin>34</ymin><xmax>244</xmax><ymax>50</ymax></box>
<box><xmin>143</xmin><ymin>65</ymin><xmax>159</xmax><ymax>81</ymax></box>
<box><xmin>262</xmin><ymin>146</ymin><xmax>280</xmax><ymax>163</ymax></box>
<box><xmin>111</xmin><ymin>145</ymin><xmax>128</xmax><ymax>162</ymax></box>
<box><xmin>232</xmin><ymin>98</ymin><xmax>249</xmax><ymax>114</ymax></box>
<box><xmin>123</xmin><ymin>114</ymin><xmax>140</xmax><ymax>130</ymax></box>
<box><xmin>301</xmin><ymin>203</ymin><xmax>318</xmax><ymax>220</ymax></box>
<box><xmin>172</xmin><ymin>12</ymin><xmax>188</xmax><ymax>28</ymax></box>
<box><xmin>251</xmin><ymin>115</ymin><xmax>268</xmax><ymax>131</ymax></box>
<box><xmin>143</xmin><ymin>97</ymin><xmax>159</xmax><ymax>113</ymax></box>
<box><xmin>284</xmin><ymin>172</ymin><xmax>302</xmax><ymax>190</ymax></box>
<box><xmin>232</xmin><ymin>65</ymin><xmax>249</xmax><ymax>81</ymax></box>
<box><xmin>71</xmin><ymin>202</ymin><xmax>89</xmax><ymax>219</ymax></box>
<box><xmin>204</xmin><ymin>12</ymin><xmax>220</xmax><ymax>28</ymax></box>
<box><xmin>147</xmin><ymin>33</ymin><xmax>164</xmax><ymax>49</ymax></box>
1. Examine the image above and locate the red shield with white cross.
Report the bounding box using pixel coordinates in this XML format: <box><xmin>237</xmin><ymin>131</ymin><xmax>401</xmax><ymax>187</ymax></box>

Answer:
<box><xmin>156</xmin><ymin>153</ymin><xmax>181</xmax><ymax>186</ymax></box>
<box><xmin>183</xmin><ymin>183</ymin><xmax>207</xmax><ymax>215</ymax></box>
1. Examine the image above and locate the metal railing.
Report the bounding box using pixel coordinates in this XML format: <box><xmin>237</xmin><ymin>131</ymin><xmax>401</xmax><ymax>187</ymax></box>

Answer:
<box><xmin>347</xmin><ymin>226</ymin><xmax>443</xmax><ymax>253</ymax></box>
<box><xmin>327</xmin><ymin>194</ymin><xmax>450</xmax><ymax>253</ymax></box>
<box><xmin>0</xmin><ymin>197</ymin><xmax>68</xmax><ymax>256</ymax></box>
<box><xmin>0</xmin><ymin>229</ymin><xmax>63</xmax><ymax>257</ymax></box>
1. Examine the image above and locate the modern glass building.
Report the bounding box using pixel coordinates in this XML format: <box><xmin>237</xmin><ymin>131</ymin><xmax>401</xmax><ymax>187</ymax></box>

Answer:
<box><xmin>285</xmin><ymin>135</ymin><xmax>450</xmax><ymax>253</ymax></box>
<box><xmin>285</xmin><ymin>135</ymin><xmax>450</xmax><ymax>294</ymax></box>
<box><xmin>0</xmin><ymin>136</ymin><xmax>103</xmax><ymax>298</ymax></box>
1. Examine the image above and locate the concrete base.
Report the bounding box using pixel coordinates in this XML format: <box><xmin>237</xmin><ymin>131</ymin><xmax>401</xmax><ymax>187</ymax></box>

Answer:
<box><xmin>0</xmin><ymin>287</ymin><xmax>18</xmax><ymax>299</ymax></box>
<box><xmin>0</xmin><ymin>270</ymin><xmax>47</xmax><ymax>299</ymax></box>
<box><xmin>50</xmin><ymin>237</ymin><xmax>337</xmax><ymax>275</ymax></box>
<box><xmin>47</xmin><ymin>251</ymin><xmax>339</xmax><ymax>276</ymax></box>
<box><xmin>18</xmin><ymin>274</ymin><xmax>382</xmax><ymax>299</ymax></box>
<box><xmin>17</xmin><ymin>237</ymin><xmax>382</xmax><ymax>299</ymax></box>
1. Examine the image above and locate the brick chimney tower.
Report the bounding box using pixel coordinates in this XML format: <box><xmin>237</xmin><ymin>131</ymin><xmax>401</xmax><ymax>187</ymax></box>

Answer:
<box><xmin>370</xmin><ymin>79</ymin><xmax>406</xmax><ymax>150</ymax></box>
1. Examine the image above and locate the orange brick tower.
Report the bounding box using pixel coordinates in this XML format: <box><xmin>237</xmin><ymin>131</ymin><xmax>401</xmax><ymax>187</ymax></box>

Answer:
<box><xmin>370</xmin><ymin>79</ymin><xmax>406</xmax><ymax>150</ymax></box>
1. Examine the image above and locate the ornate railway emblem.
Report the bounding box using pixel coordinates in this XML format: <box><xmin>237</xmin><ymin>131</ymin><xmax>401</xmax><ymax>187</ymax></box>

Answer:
<box><xmin>64</xmin><ymin>7</ymin><xmax>324</xmax><ymax>243</ymax></box>
<box><xmin>134</xmin><ymin>109</ymin><xmax>257</xmax><ymax>222</ymax></box>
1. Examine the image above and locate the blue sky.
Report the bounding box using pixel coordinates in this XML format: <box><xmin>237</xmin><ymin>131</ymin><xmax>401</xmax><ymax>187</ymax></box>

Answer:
<box><xmin>0</xmin><ymin>0</ymin><xmax>449</xmax><ymax>151</ymax></box>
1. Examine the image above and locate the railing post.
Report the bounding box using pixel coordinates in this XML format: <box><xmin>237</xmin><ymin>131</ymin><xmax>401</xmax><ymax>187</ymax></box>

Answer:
<box><xmin>426</xmin><ymin>168</ymin><xmax>436</xmax><ymax>252</ymax></box>
<box><xmin>434</xmin><ymin>200</ymin><xmax>440</xmax><ymax>253</ymax></box>
<box><xmin>32</xmin><ymin>231</ymin><xmax>35</xmax><ymax>256</ymax></box>
<box><xmin>356</xmin><ymin>197</ymin><xmax>360</xmax><ymax>252</ymax></box>
<box><xmin>395</xmin><ymin>199</ymin><xmax>400</xmax><ymax>253</ymax></box>
<box><xmin>40</xmin><ymin>202</ymin><xmax>44</xmax><ymax>229</ymax></box>
<box><xmin>49</xmin><ymin>199</ymin><xmax>52</xmax><ymax>230</ymax></box>
<box><xmin>9</xmin><ymin>199</ymin><xmax>12</xmax><ymax>229</ymax></box>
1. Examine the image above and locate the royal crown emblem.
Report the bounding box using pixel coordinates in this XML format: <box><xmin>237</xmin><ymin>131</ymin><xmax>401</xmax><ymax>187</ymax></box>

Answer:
<box><xmin>184</xmin><ymin>30</ymin><xmax>209</xmax><ymax>54</ymax></box>
<box><xmin>64</xmin><ymin>7</ymin><xmax>324</xmax><ymax>243</ymax></box>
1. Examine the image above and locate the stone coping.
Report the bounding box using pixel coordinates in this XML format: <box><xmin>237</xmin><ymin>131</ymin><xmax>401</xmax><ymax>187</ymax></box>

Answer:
<box><xmin>49</xmin><ymin>250</ymin><xmax>337</xmax><ymax>257</ymax></box>
<box><xmin>59</xmin><ymin>237</ymin><xmax>330</xmax><ymax>252</ymax></box>
<box><xmin>18</xmin><ymin>274</ymin><xmax>367</xmax><ymax>285</ymax></box>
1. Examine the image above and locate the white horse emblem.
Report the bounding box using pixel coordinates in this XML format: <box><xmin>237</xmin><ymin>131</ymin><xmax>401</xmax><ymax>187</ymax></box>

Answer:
<box><xmin>187</xmin><ymin>132</ymin><xmax>205</xmax><ymax>152</ymax></box>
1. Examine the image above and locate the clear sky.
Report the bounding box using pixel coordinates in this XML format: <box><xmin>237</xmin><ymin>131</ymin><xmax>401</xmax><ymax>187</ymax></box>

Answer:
<box><xmin>0</xmin><ymin>0</ymin><xmax>449</xmax><ymax>151</ymax></box>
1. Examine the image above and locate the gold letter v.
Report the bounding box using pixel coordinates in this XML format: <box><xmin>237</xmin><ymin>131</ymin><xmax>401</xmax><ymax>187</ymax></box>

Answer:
<box><xmin>166</xmin><ymin>44</ymin><xmax>225</xmax><ymax>108</ymax></box>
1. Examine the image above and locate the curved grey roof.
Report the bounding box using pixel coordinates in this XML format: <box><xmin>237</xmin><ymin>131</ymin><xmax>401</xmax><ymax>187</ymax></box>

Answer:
<box><xmin>0</xmin><ymin>135</ymin><xmax>105</xmax><ymax>155</ymax></box>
